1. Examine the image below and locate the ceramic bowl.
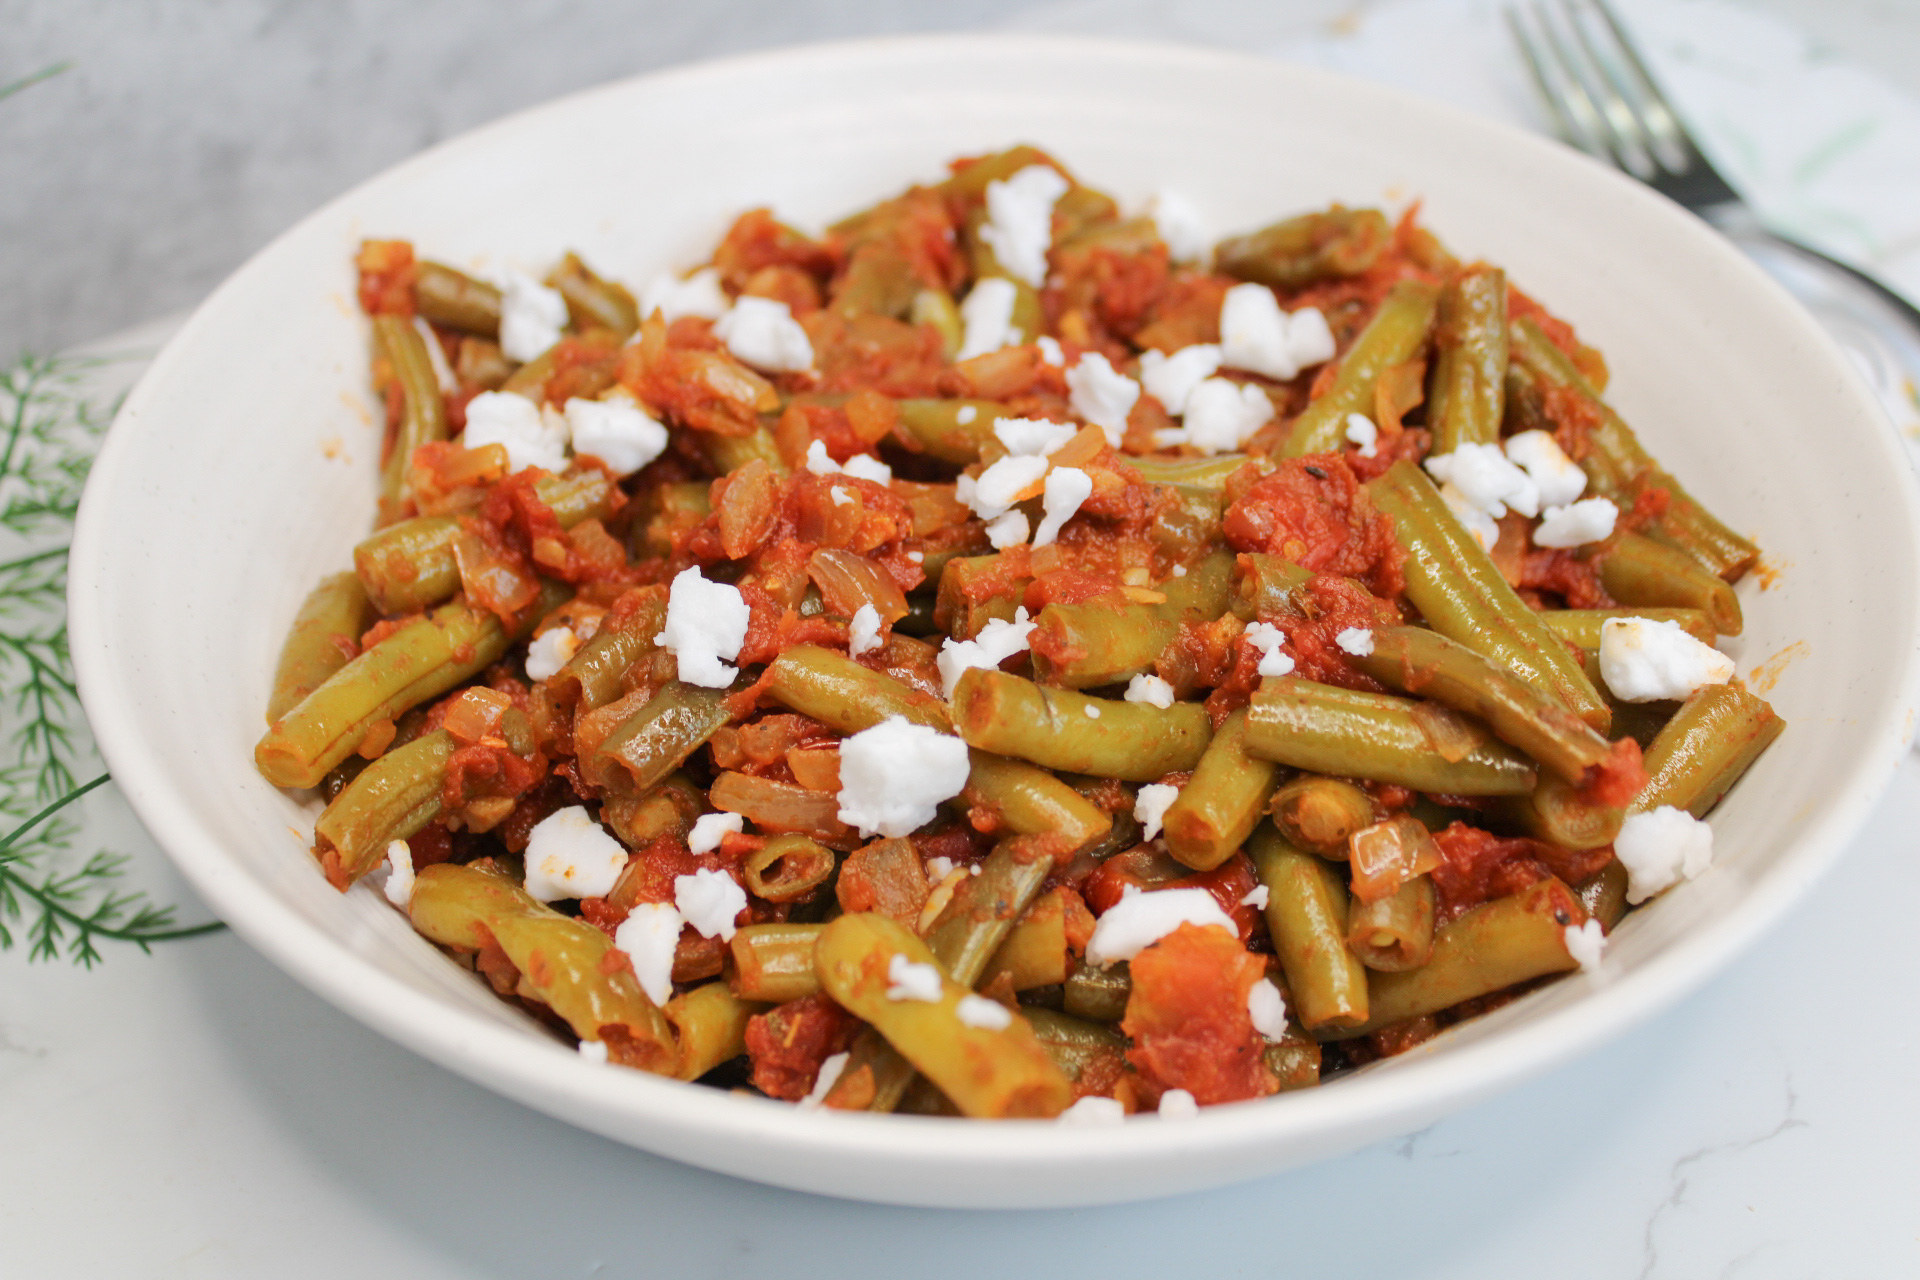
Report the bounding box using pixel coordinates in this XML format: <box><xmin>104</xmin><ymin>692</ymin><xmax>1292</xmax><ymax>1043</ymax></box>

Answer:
<box><xmin>68</xmin><ymin>35</ymin><xmax>1920</xmax><ymax>1208</ymax></box>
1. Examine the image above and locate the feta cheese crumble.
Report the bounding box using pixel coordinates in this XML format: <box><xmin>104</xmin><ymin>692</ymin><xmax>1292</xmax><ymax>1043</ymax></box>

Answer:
<box><xmin>803</xmin><ymin>439</ymin><xmax>840</xmax><ymax>476</ymax></box>
<box><xmin>714</xmin><ymin>296</ymin><xmax>813</xmax><ymax>373</ymax></box>
<box><xmin>1065</xmin><ymin>352</ymin><xmax>1140</xmax><ymax>446</ymax></box>
<box><xmin>1084</xmin><ymin>704</ymin><xmax>1102</xmax><ymax>719</ymax></box>
<box><xmin>835</xmin><ymin>716</ymin><xmax>972</xmax><ymax>838</ymax></box>
<box><xmin>1157</xmin><ymin>1088</ymin><xmax>1200</xmax><ymax>1119</ymax></box>
<box><xmin>956</xmin><ymin>993</ymin><xmax>1014</xmax><ymax>1030</ymax></box>
<box><xmin>674</xmin><ymin>866</ymin><xmax>748</xmax><ymax>941</ymax></box>
<box><xmin>925</xmin><ymin>856</ymin><xmax>956</xmax><ymax>884</ymax></box>
<box><xmin>1598</xmin><ymin>617</ymin><xmax>1736</xmax><ymax>702</ymax></box>
<box><xmin>1425</xmin><ymin>443</ymin><xmax>1540</xmax><ymax>518</ymax></box>
<box><xmin>1133</xmin><ymin>782</ymin><xmax>1181</xmax><ymax>843</ymax></box>
<box><xmin>563</xmin><ymin>392</ymin><xmax>668</xmax><ymax>477</ymax></box>
<box><xmin>985</xmin><ymin>510</ymin><xmax>1031</xmax><ymax>549</ymax></box>
<box><xmin>830</xmin><ymin>485</ymin><xmax>853</xmax><ymax>507</ymax></box>
<box><xmin>1503</xmin><ymin>429</ymin><xmax>1588</xmax><ymax>508</ymax></box>
<box><xmin>1247</xmin><ymin>977</ymin><xmax>1289</xmax><ymax>1041</ymax></box>
<box><xmin>639</xmin><ymin>267</ymin><xmax>729</xmax><ymax>323</ymax></box>
<box><xmin>1218</xmin><ymin>286</ymin><xmax>1335</xmax><ymax>380</ymax></box>
<box><xmin>956</xmin><ymin>405</ymin><xmax>978</xmax><ymax>425</ymax></box>
<box><xmin>1335</xmin><ymin>627</ymin><xmax>1375</xmax><ymax>657</ymax></box>
<box><xmin>615</xmin><ymin>901</ymin><xmax>684</xmax><ymax>1006</ymax></box>
<box><xmin>799</xmin><ymin>1050</ymin><xmax>849</xmax><ymax>1108</ymax></box>
<box><xmin>957</xmin><ymin>277</ymin><xmax>1021</xmax><ymax>360</ymax></box>
<box><xmin>1240</xmin><ymin>883</ymin><xmax>1269</xmax><ymax>911</ymax></box>
<box><xmin>847</xmin><ymin>603</ymin><xmax>883</xmax><ymax>657</ymax></box>
<box><xmin>884</xmin><ymin>953</ymin><xmax>945</xmax><ymax>1002</ymax></box>
<box><xmin>1036</xmin><ymin>335</ymin><xmax>1065</xmax><ymax>366</ymax></box>
<box><xmin>1615</xmin><ymin>806</ymin><xmax>1714</xmax><ymax>903</ymax></box>
<box><xmin>525</xmin><ymin>625</ymin><xmax>580</xmax><ymax>683</ymax></box>
<box><xmin>1533</xmin><ymin>496</ymin><xmax>1619</xmax><ymax>549</ymax></box>
<box><xmin>687</xmin><ymin>811</ymin><xmax>744</xmax><ymax>855</ymax></box>
<box><xmin>1125</xmin><ymin>673</ymin><xmax>1176</xmax><ymax>708</ymax></box>
<box><xmin>382</xmin><ymin>838</ymin><xmax>415</xmax><ymax>908</ymax></box>
<box><xmin>1344</xmin><ymin>413</ymin><xmax>1379</xmax><ymax>458</ymax></box>
<box><xmin>578</xmin><ymin>1038</ymin><xmax>609</xmax><ymax>1063</ymax></box>
<box><xmin>1157</xmin><ymin>378</ymin><xmax>1274</xmax><ymax>454</ymax></box>
<box><xmin>462</xmin><ymin>390</ymin><xmax>570</xmax><ymax>474</ymax></box>
<box><xmin>994</xmin><ymin>416</ymin><xmax>1076</xmax><ymax>458</ymax></box>
<box><xmin>1058</xmin><ymin>1095</ymin><xmax>1126</xmax><ymax>1125</ymax></box>
<box><xmin>524</xmin><ymin>806</ymin><xmax>628</xmax><ymax>903</ymax></box>
<box><xmin>957</xmin><ymin>453</ymin><xmax>1050</xmax><ymax>521</ymax></box>
<box><xmin>1438</xmin><ymin>481</ymin><xmax>1501</xmax><ymax>552</ymax></box>
<box><xmin>1563</xmin><ymin>918</ymin><xmax>1607</xmax><ymax>972</ymax></box>
<box><xmin>655</xmin><ymin>566</ymin><xmax>751</xmax><ymax>689</ymax></box>
<box><xmin>1139</xmin><ymin>344</ymin><xmax>1223</xmax><ymax>416</ymax></box>
<box><xmin>1242</xmin><ymin>621</ymin><xmax>1296</xmax><ymax>677</ymax></box>
<box><xmin>979</xmin><ymin>164</ymin><xmax>1070</xmax><ymax>287</ymax></box>
<box><xmin>841</xmin><ymin>453</ymin><xmax>893</xmax><ymax>484</ymax></box>
<box><xmin>498</xmin><ymin>271</ymin><xmax>568</xmax><ymax>362</ymax></box>
<box><xmin>1085</xmin><ymin>886</ymin><xmax>1237</xmax><ymax>966</ymax></box>
<box><xmin>936</xmin><ymin>607</ymin><xmax>1036</xmax><ymax>698</ymax></box>
<box><xmin>1033</xmin><ymin>465</ymin><xmax>1093</xmax><ymax>547</ymax></box>
<box><xmin>1149</xmin><ymin>189</ymin><xmax>1209</xmax><ymax>263</ymax></box>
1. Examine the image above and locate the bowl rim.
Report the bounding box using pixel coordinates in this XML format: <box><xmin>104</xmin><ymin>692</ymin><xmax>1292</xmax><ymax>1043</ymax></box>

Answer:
<box><xmin>67</xmin><ymin>30</ymin><xmax>1920</xmax><ymax>1201</ymax></box>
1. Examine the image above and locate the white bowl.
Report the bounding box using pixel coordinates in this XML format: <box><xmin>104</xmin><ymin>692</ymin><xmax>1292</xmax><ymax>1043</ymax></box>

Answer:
<box><xmin>69</xmin><ymin>35</ymin><xmax>1920</xmax><ymax>1208</ymax></box>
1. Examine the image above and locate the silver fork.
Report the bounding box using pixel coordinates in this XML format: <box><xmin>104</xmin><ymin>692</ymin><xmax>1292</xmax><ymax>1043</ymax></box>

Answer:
<box><xmin>1508</xmin><ymin>0</ymin><xmax>1920</xmax><ymax>424</ymax></box>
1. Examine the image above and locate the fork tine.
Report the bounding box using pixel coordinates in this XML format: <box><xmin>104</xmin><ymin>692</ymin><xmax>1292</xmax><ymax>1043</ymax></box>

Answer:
<box><xmin>1506</xmin><ymin>4</ymin><xmax>1610</xmax><ymax>162</ymax></box>
<box><xmin>1582</xmin><ymin>0</ymin><xmax>1696</xmax><ymax>168</ymax></box>
<box><xmin>1539</xmin><ymin>0</ymin><xmax>1656</xmax><ymax>178</ymax></box>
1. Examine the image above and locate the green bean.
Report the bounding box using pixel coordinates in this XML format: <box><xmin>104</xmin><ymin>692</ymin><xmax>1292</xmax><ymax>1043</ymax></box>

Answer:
<box><xmin>1148</xmin><ymin>487</ymin><xmax>1226</xmax><ymax>562</ymax></box>
<box><xmin>1052</xmin><ymin>184</ymin><xmax>1120</xmax><ymax>243</ymax></box>
<box><xmin>813</xmin><ymin>912</ymin><xmax>1073</xmax><ymax>1119</ymax></box>
<box><xmin>1063</xmin><ymin>958</ymin><xmax>1131</xmax><ymax>1023</ymax></box>
<box><xmin>664</xmin><ymin>982</ymin><xmax>759</xmax><ymax>1081</ymax></box>
<box><xmin>1510</xmin><ymin>316</ymin><xmax>1757</xmax><ymax>580</ymax></box>
<box><xmin>1636</xmin><ymin>683</ymin><xmax>1785</xmax><ymax>817</ymax></box>
<box><xmin>911</xmin><ymin>290</ymin><xmax>964</xmax><ymax>358</ymax></box>
<box><xmin>600</xmin><ymin>771</ymin><xmax>702</xmax><ymax>849</ymax></box>
<box><xmin>979</xmin><ymin>887</ymin><xmax>1076</xmax><ymax>991</ymax></box>
<box><xmin>634</xmin><ymin>480</ymin><xmax>712</xmax><ymax>559</ymax></box>
<box><xmin>548</xmin><ymin>594</ymin><xmax>668</xmax><ymax>711</ymax></box>
<box><xmin>1021</xmin><ymin>1007</ymin><xmax>1129</xmax><ymax>1087</ymax></box>
<box><xmin>1265</xmin><ymin>1026</ymin><xmax>1324</xmax><ymax>1092</ymax></box>
<box><xmin>1163</xmin><ymin>710</ymin><xmax>1281</xmax><ymax>871</ymax></box>
<box><xmin>1368</xmin><ymin>458</ymin><xmax>1611</xmax><ymax>730</ymax></box>
<box><xmin>728</xmin><ymin>923</ymin><xmax>824</xmax><ymax>1003</ymax></box>
<box><xmin>257</xmin><ymin>597</ymin><xmax>525</xmax><ymax>789</ymax></box>
<box><xmin>373</xmin><ymin>314</ymin><xmax>451</xmax><ymax>510</ymax></box>
<box><xmin>410</xmin><ymin>863</ymin><xmax>680</xmax><ymax>1073</ymax></box>
<box><xmin>1494</xmin><ymin>771</ymin><xmax>1624</xmax><ymax>850</ymax></box>
<box><xmin>1233</xmin><ymin>552</ymin><xmax>1314</xmax><ymax>621</ymax></box>
<box><xmin>549</xmin><ymin>251</ymin><xmax>638</xmax><ymax>337</ymax></box>
<box><xmin>743</xmin><ymin>834</ymin><xmax>837</xmax><ymax>902</ymax></box>
<box><xmin>267</xmin><ymin>572</ymin><xmax>373</xmax><ymax>722</ymax></box>
<box><xmin>1595</xmin><ymin>532</ymin><xmax>1744</xmax><ymax>636</ymax></box>
<box><xmin>700</xmin><ymin>424</ymin><xmax>790</xmax><ymax>478</ymax></box>
<box><xmin>1329</xmin><ymin>876</ymin><xmax>1584</xmax><ymax>1039</ymax></box>
<box><xmin>922</xmin><ymin>835</ymin><xmax>1057</xmax><ymax>988</ymax></box>
<box><xmin>591</xmin><ymin>681</ymin><xmax>735</xmax><ymax>793</ymax></box>
<box><xmin>1427</xmin><ymin>265</ymin><xmax>1507</xmax><ymax>454</ymax></box>
<box><xmin>1345</xmin><ymin>874</ymin><xmax>1436</xmax><ymax>971</ymax></box>
<box><xmin>894</xmin><ymin>399</ymin><xmax>1007</xmax><ymax>464</ymax></box>
<box><xmin>1244</xmin><ymin>677</ymin><xmax>1537</xmax><ymax>795</ymax></box>
<box><xmin>935</xmin><ymin>553</ymin><xmax>1030</xmax><ymax>640</ymax></box>
<box><xmin>765</xmin><ymin>644</ymin><xmax>952</xmax><ymax>734</ymax></box>
<box><xmin>952</xmin><ymin>669</ymin><xmax>1212</xmax><ymax>782</ymax></box>
<box><xmin>1128</xmin><ymin>453</ymin><xmax>1253</xmax><ymax>490</ymax></box>
<box><xmin>310</xmin><ymin>729</ymin><xmax>454</xmax><ymax>889</ymax></box>
<box><xmin>415</xmin><ymin>261</ymin><xmax>502</xmax><ymax>336</ymax></box>
<box><xmin>1541</xmin><ymin>607</ymin><xmax>1716</xmax><ymax>649</ymax></box>
<box><xmin>964</xmin><ymin>750</ymin><xmax>1111</xmax><ymax>848</ymax></box>
<box><xmin>1215</xmin><ymin>206</ymin><xmax>1393</xmax><ymax>291</ymax></box>
<box><xmin>1251</xmin><ymin>824</ymin><xmax>1370</xmax><ymax>1031</ymax></box>
<box><xmin>1281</xmin><ymin>280</ymin><xmax>1440</xmax><ymax>457</ymax></box>
<box><xmin>1351</xmin><ymin>625</ymin><xmax>1613</xmax><ymax>784</ymax></box>
<box><xmin>1268</xmin><ymin>774</ymin><xmax>1377</xmax><ymax>857</ymax></box>
<box><xmin>1576</xmin><ymin>859</ymin><xmax>1629</xmax><ymax>930</ymax></box>
<box><xmin>937</xmin><ymin>145</ymin><xmax>1059</xmax><ymax>206</ymax></box>
<box><xmin>833</xmin><ymin>241</ymin><xmax>923</xmax><ymax>320</ymax></box>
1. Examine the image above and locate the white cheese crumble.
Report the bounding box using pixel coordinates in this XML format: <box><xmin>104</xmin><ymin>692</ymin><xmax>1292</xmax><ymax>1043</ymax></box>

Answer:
<box><xmin>498</xmin><ymin>271</ymin><xmax>568</xmax><ymax>362</ymax></box>
<box><xmin>885</xmin><ymin>953</ymin><xmax>945</xmax><ymax>1002</ymax></box>
<box><xmin>1504</xmin><ymin>429</ymin><xmax>1588</xmax><ymax>508</ymax></box>
<box><xmin>956</xmin><ymin>993</ymin><xmax>1014</xmax><ymax>1030</ymax></box>
<box><xmin>687</xmin><ymin>811</ymin><xmax>744</xmax><ymax>855</ymax></box>
<box><xmin>1033</xmin><ymin>465</ymin><xmax>1093</xmax><ymax>547</ymax></box>
<box><xmin>956</xmin><ymin>277</ymin><xmax>1022</xmax><ymax>361</ymax></box>
<box><xmin>412</xmin><ymin>316</ymin><xmax>457</xmax><ymax>392</ymax></box>
<box><xmin>1438</xmin><ymin>481</ymin><xmax>1501</xmax><ymax>553</ymax></box>
<box><xmin>1287</xmin><ymin>308</ymin><xmax>1336</xmax><ymax>367</ymax></box>
<box><xmin>1563</xmin><ymin>918</ymin><xmax>1607</xmax><ymax>972</ymax></box>
<box><xmin>655</xmin><ymin>566</ymin><xmax>751</xmax><ymax>689</ymax></box>
<box><xmin>985</xmin><ymin>510</ymin><xmax>1031</xmax><ymax>549</ymax></box>
<box><xmin>1125</xmin><ymin>673</ymin><xmax>1176</xmax><ymax>708</ymax></box>
<box><xmin>1133</xmin><ymin>782</ymin><xmax>1181</xmax><ymax>843</ymax></box>
<box><xmin>1616</xmin><ymin>805</ymin><xmax>1715</xmax><ymax>903</ymax></box>
<box><xmin>1036</xmin><ymin>335</ymin><xmax>1065</xmax><ymax>366</ymax></box>
<box><xmin>1335</xmin><ymin>627</ymin><xmax>1375</xmax><ymax>657</ymax></box>
<box><xmin>524</xmin><ymin>806</ymin><xmax>628</xmax><ymax>903</ymax></box>
<box><xmin>842</xmin><ymin>454</ymin><xmax>893</xmax><ymax>484</ymax></box>
<box><xmin>803</xmin><ymin>439</ymin><xmax>840</xmax><ymax>476</ymax></box>
<box><xmin>639</xmin><ymin>267</ymin><xmax>729</xmax><ymax>323</ymax></box>
<box><xmin>1533</xmin><ymin>496</ymin><xmax>1619</xmax><ymax>549</ymax></box>
<box><xmin>798</xmin><ymin>1050</ymin><xmax>849</xmax><ymax>1108</ymax></box>
<box><xmin>1085</xmin><ymin>885</ymin><xmax>1236</xmax><ymax>966</ymax></box>
<box><xmin>674</xmin><ymin>866</ymin><xmax>748</xmax><ymax>941</ymax></box>
<box><xmin>830</xmin><ymin>485</ymin><xmax>853</xmax><ymax>507</ymax></box>
<box><xmin>564</xmin><ymin>392</ymin><xmax>668</xmax><ymax>477</ymax></box>
<box><xmin>907</xmin><ymin>550</ymin><xmax>925</xmax><ymax>563</ymax></box>
<box><xmin>714</xmin><ymin>296</ymin><xmax>813</xmax><ymax>373</ymax></box>
<box><xmin>1157</xmin><ymin>1087</ymin><xmax>1200</xmax><ymax>1119</ymax></box>
<box><xmin>1139</xmin><ymin>344</ymin><xmax>1224</xmax><ymax>416</ymax></box>
<box><xmin>979</xmin><ymin>164</ymin><xmax>1070</xmax><ymax>287</ymax></box>
<box><xmin>1172</xmin><ymin>564</ymin><xmax>1187</xmax><ymax>577</ymax></box>
<box><xmin>994</xmin><ymin>416</ymin><xmax>1076</xmax><ymax>458</ymax></box>
<box><xmin>1084</xmin><ymin>704</ymin><xmax>1102</xmax><ymax>719</ymax></box>
<box><xmin>462</xmin><ymin>390</ymin><xmax>569</xmax><ymax>474</ymax></box>
<box><xmin>525</xmin><ymin>624</ymin><xmax>581</xmax><ymax>683</ymax></box>
<box><xmin>1345</xmin><ymin>413</ymin><xmax>1379</xmax><ymax>458</ymax></box>
<box><xmin>1598</xmin><ymin>617</ymin><xmax>1736</xmax><ymax>702</ymax></box>
<box><xmin>382</xmin><ymin>838</ymin><xmax>415</xmax><ymax>908</ymax></box>
<box><xmin>1240</xmin><ymin>883</ymin><xmax>1269</xmax><ymax>911</ymax></box>
<box><xmin>925</xmin><ymin>855</ymin><xmax>956</xmax><ymax>884</ymax></box>
<box><xmin>1218</xmin><ymin>287</ymin><xmax>1336</xmax><ymax>381</ymax></box>
<box><xmin>1157</xmin><ymin>378</ymin><xmax>1274</xmax><ymax>455</ymax></box>
<box><xmin>1425</xmin><ymin>443</ymin><xmax>1540</xmax><ymax>518</ymax></box>
<box><xmin>957</xmin><ymin>453</ymin><xmax>1050</xmax><ymax>521</ymax></box>
<box><xmin>1242</xmin><ymin>621</ymin><xmax>1297</xmax><ymax>677</ymax></box>
<box><xmin>1065</xmin><ymin>353</ymin><xmax>1140</xmax><ymax>446</ymax></box>
<box><xmin>578</xmin><ymin>1038</ymin><xmax>609</xmax><ymax>1063</ymax></box>
<box><xmin>1058</xmin><ymin>1095</ymin><xmax>1126</xmax><ymax>1125</ymax></box>
<box><xmin>848</xmin><ymin>603</ymin><xmax>883</xmax><ymax>657</ymax></box>
<box><xmin>1247</xmin><ymin>977</ymin><xmax>1290</xmax><ymax>1041</ymax></box>
<box><xmin>615</xmin><ymin>901</ymin><xmax>684</xmax><ymax>1006</ymax></box>
<box><xmin>956</xmin><ymin>405</ymin><xmax>978</xmax><ymax>425</ymax></box>
<box><xmin>937</xmin><ymin>608</ymin><xmax>1036</xmax><ymax>698</ymax></box>
<box><xmin>835</xmin><ymin>716</ymin><xmax>972</xmax><ymax>838</ymax></box>
<box><xmin>1149</xmin><ymin>189</ymin><xmax>1210</xmax><ymax>263</ymax></box>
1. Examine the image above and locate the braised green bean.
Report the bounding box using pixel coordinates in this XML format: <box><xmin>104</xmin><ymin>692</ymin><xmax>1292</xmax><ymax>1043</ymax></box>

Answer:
<box><xmin>415</xmin><ymin>261</ymin><xmax>502</xmax><ymax>335</ymax></box>
<box><xmin>1427</xmin><ymin>265</ymin><xmax>1508</xmax><ymax>453</ymax></box>
<box><xmin>1251</xmin><ymin>824</ymin><xmax>1370</xmax><ymax>1031</ymax></box>
<box><xmin>311</xmin><ymin>729</ymin><xmax>454</xmax><ymax>888</ymax></box>
<box><xmin>1281</xmin><ymin>280</ymin><xmax>1440</xmax><ymax>457</ymax></box>
<box><xmin>1595</xmin><ymin>531</ymin><xmax>1744</xmax><ymax>636</ymax></box>
<box><xmin>1345</xmin><ymin>874</ymin><xmax>1436</xmax><ymax>972</ymax></box>
<box><xmin>1636</xmin><ymin>683</ymin><xmax>1785</xmax><ymax>816</ymax></box>
<box><xmin>728</xmin><ymin>923</ymin><xmax>825</xmax><ymax>1004</ymax></box>
<box><xmin>1541</xmin><ymin>607</ymin><xmax>1716</xmax><ymax>649</ymax></box>
<box><xmin>765</xmin><ymin>644</ymin><xmax>952</xmax><ymax>734</ymax></box>
<box><xmin>1216</xmin><ymin>206</ymin><xmax>1392</xmax><ymax>291</ymax></box>
<box><xmin>1268</xmin><ymin>774</ymin><xmax>1377</xmax><ymax>858</ymax></box>
<box><xmin>1163</xmin><ymin>709</ymin><xmax>1281</xmax><ymax>871</ymax></box>
<box><xmin>267</xmin><ymin>572</ymin><xmax>372</xmax><ymax>722</ymax></box>
<box><xmin>372</xmin><ymin>314</ymin><xmax>450</xmax><ymax>511</ymax></box>
<box><xmin>952</xmin><ymin>669</ymin><xmax>1213</xmax><ymax>782</ymax></box>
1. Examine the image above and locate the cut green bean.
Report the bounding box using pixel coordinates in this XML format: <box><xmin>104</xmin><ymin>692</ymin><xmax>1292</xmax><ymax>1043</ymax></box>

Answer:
<box><xmin>592</xmin><ymin>681</ymin><xmax>735</xmax><ymax>793</ymax></box>
<box><xmin>1163</xmin><ymin>709</ymin><xmax>1281</xmax><ymax>871</ymax></box>
<box><xmin>964</xmin><ymin>750</ymin><xmax>1111</xmax><ymax>848</ymax></box>
<box><xmin>1281</xmin><ymin>280</ymin><xmax>1440</xmax><ymax>457</ymax></box>
<box><xmin>311</xmin><ymin>729</ymin><xmax>454</xmax><ymax>888</ymax></box>
<box><xmin>765</xmin><ymin>644</ymin><xmax>952</xmax><ymax>734</ymax></box>
<box><xmin>548</xmin><ymin>594</ymin><xmax>668</xmax><ymax>712</ymax></box>
<box><xmin>550</xmin><ymin>251</ymin><xmax>638</xmax><ymax>337</ymax></box>
<box><xmin>1345</xmin><ymin>873</ymin><xmax>1436</xmax><ymax>972</ymax></box>
<box><xmin>1251</xmin><ymin>824</ymin><xmax>1370</xmax><ymax>1031</ymax></box>
<box><xmin>1595</xmin><ymin>531</ymin><xmax>1744</xmax><ymax>637</ymax></box>
<box><xmin>415</xmin><ymin>261</ymin><xmax>502</xmax><ymax>336</ymax></box>
<box><xmin>894</xmin><ymin>399</ymin><xmax>1007</xmax><ymax>464</ymax></box>
<box><xmin>1494</xmin><ymin>771</ymin><xmax>1624</xmax><ymax>850</ymax></box>
<box><xmin>1063</xmin><ymin>958</ymin><xmax>1131</xmax><ymax>1023</ymax></box>
<box><xmin>1269</xmin><ymin>774</ymin><xmax>1377</xmax><ymax>858</ymax></box>
<box><xmin>664</xmin><ymin>982</ymin><xmax>759</xmax><ymax>1082</ymax></box>
<box><xmin>373</xmin><ymin>314</ymin><xmax>451</xmax><ymax>510</ymax></box>
<box><xmin>952</xmin><ymin>669</ymin><xmax>1212</xmax><ymax>782</ymax></box>
<box><xmin>1427</xmin><ymin>265</ymin><xmax>1507</xmax><ymax>454</ymax></box>
<box><xmin>1635</xmin><ymin>683</ymin><xmax>1785</xmax><ymax>817</ymax></box>
<box><xmin>267</xmin><ymin>572</ymin><xmax>373</xmax><ymax>722</ymax></box>
<box><xmin>1216</xmin><ymin>206</ymin><xmax>1392</xmax><ymax>291</ymax></box>
<box><xmin>1541</xmin><ymin>607</ymin><xmax>1716</xmax><ymax>649</ymax></box>
<box><xmin>1576</xmin><ymin>859</ymin><xmax>1629</xmax><ymax>930</ymax></box>
<box><xmin>728</xmin><ymin>923</ymin><xmax>825</xmax><ymax>1003</ymax></box>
